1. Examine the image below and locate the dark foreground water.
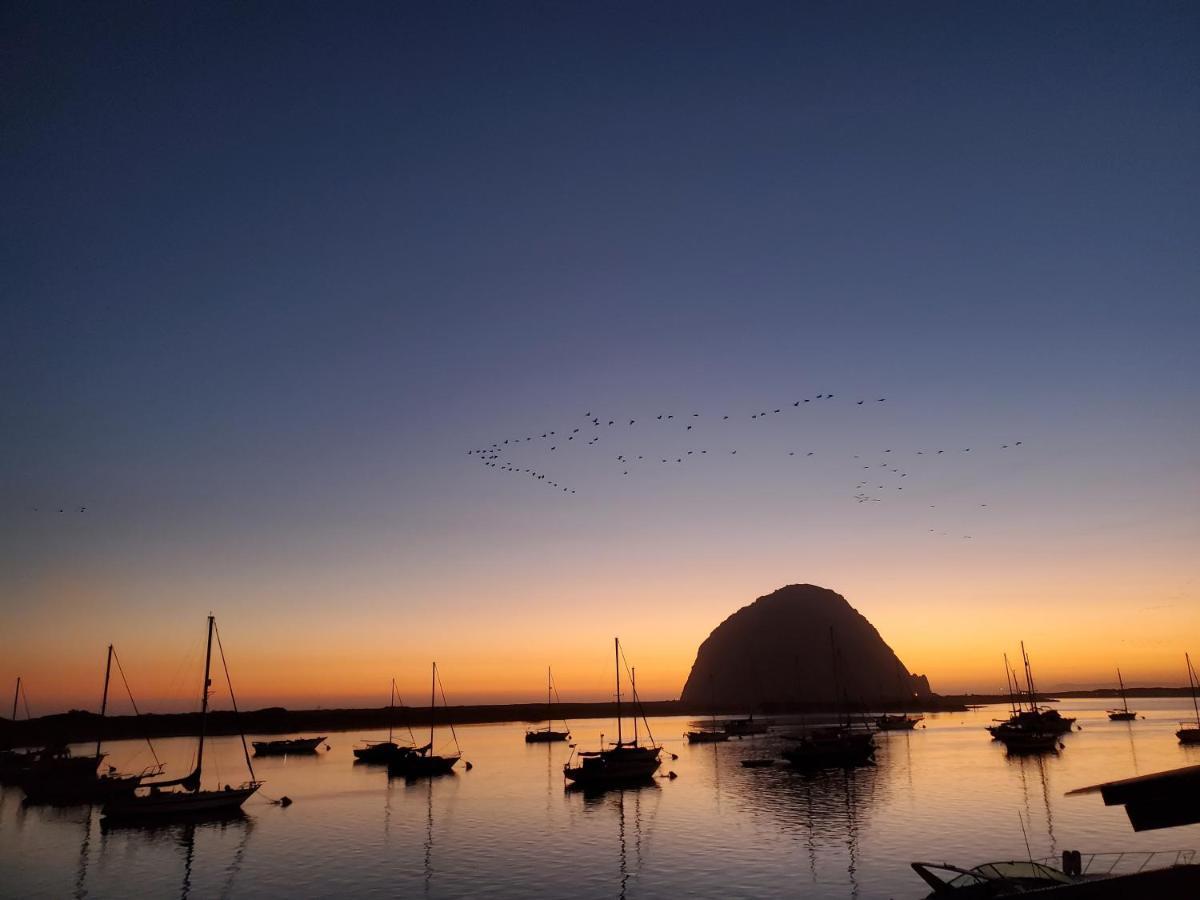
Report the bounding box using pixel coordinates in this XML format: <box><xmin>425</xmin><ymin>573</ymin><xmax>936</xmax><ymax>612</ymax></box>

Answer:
<box><xmin>2</xmin><ymin>698</ymin><xmax>1199</xmax><ymax>899</ymax></box>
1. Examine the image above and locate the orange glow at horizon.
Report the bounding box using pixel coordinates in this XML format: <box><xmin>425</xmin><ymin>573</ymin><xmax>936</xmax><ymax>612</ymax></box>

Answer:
<box><xmin>5</xmin><ymin>559</ymin><xmax>1198</xmax><ymax>715</ymax></box>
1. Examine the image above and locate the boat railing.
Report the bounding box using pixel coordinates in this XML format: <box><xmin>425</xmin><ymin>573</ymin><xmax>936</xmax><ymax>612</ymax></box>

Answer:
<box><xmin>1036</xmin><ymin>850</ymin><xmax>1195</xmax><ymax>875</ymax></box>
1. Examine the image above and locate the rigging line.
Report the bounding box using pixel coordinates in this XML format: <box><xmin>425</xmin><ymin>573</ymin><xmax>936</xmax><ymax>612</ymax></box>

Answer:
<box><xmin>550</xmin><ymin>675</ymin><xmax>569</xmax><ymax>730</ymax></box>
<box><xmin>212</xmin><ymin>621</ymin><xmax>257</xmax><ymax>784</ymax></box>
<box><xmin>617</xmin><ymin>643</ymin><xmax>657</xmax><ymax>748</ymax></box>
<box><xmin>395</xmin><ymin>692</ymin><xmax>417</xmax><ymax>744</ymax></box>
<box><xmin>110</xmin><ymin>647</ymin><xmax>163</xmax><ymax>768</ymax></box>
<box><xmin>21</xmin><ymin>680</ymin><xmax>33</xmax><ymax>720</ymax></box>
<box><xmin>434</xmin><ymin>667</ymin><xmax>462</xmax><ymax>756</ymax></box>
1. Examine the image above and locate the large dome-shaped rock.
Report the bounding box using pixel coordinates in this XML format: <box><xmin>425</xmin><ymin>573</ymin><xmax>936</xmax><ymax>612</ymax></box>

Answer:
<box><xmin>680</xmin><ymin>584</ymin><xmax>931</xmax><ymax>708</ymax></box>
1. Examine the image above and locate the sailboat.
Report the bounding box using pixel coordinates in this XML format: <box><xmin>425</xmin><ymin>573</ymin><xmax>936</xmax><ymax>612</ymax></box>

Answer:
<box><xmin>19</xmin><ymin>645</ymin><xmax>157</xmax><ymax>804</ymax></box>
<box><xmin>0</xmin><ymin>677</ymin><xmax>40</xmax><ymax>784</ymax></box>
<box><xmin>564</xmin><ymin>639</ymin><xmax>661</xmax><ymax>786</ymax></box>
<box><xmin>876</xmin><ymin>660</ymin><xmax>924</xmax><ymax>731</ymax></box>
<box><xmin>986</xmin><ymin>643</ymin><xmax>1074</xmax><ymax>742</ymax></box>
<box><xmin>782</xmin><ymin>628</ymin><xmax>876</xmax><ymax>768</ymax></box>
<box><xmin>686</xmin><ymin>676</ymin><xmax>729</xmax><ymax>743</ymax></box>
<box><xmin>987</xmin><ymin>651</ymin><xmax>1060</xmax><ymax>753</ymax></box>
<box><xmin>387</xmin><ymin>663</ymin><xmax>462</xmax><ymax>778</ymax></box>
<box><xmin>102</xmin><ymin>616</ymin><xmax>262</xmax><ymax>820</ymax></box>
<box><xmin>1107</xmin><ymin>668</ymin><xmax>1138</xmax><ymax>721</ymax></box>
<box><xmin>354</xmin><ymin>678</ymin><xmax>413</xmax><ymax>763</ymax></box>
<box><xmin>1177</xmin><ymin>653</ymin><xmax>1200</xmax><ymax>746</ymax></box>
<box><xmin>525</xmin><ymin>667</ymin><xmax>570</xmax><ymax>743</ymax></box>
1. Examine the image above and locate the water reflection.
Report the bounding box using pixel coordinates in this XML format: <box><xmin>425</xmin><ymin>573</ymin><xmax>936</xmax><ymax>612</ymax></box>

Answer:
<box><xmin>97</xmin><ymin>813</ymin><xmax>253</xmax><ymax>899</ymax></box>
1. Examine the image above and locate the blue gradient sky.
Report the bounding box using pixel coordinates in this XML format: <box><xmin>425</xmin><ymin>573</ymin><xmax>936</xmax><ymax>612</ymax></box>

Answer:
<box><xmin>3</xmin><ymin>2</ymin><xmax>1197</xmax><ymax>710</ymax></box>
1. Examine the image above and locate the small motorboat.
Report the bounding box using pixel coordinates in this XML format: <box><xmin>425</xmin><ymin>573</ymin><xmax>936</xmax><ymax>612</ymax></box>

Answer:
<box><xmin>912</xmin><ymin>850</ymin><xmax>1200</xmax><ymax>897</ymax></box>
<box><xmin>251</xmin><ymin>736</ymin><xmax>326</xmax><ymax>756</ymax></box>
<box><xmin>723</xmin><ymin>715</ymin><xmax>772</xmax><ymax>738</ymax></box>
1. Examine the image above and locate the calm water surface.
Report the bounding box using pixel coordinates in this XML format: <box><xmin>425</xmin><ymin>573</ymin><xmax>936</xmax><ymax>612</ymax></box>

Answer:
<box><xmin>3</xmin><ymin>698</ymin><xmax>1199</xmax><ymax>898</ymax></box>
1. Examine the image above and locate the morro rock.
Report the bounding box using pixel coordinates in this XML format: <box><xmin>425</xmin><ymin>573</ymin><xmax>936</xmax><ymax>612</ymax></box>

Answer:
<box><xmin>680</xmin><ymin>584</ymin><xmax>931</xmax><ymax>709</ymax></box>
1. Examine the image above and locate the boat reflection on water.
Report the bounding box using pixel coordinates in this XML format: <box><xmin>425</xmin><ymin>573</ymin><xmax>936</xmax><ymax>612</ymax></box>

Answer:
<box><xmin>575</xmin><ymin>781</ymin><xmax>661</xmax><ymax>900</ymax></box>
<box><xmin>94</xmin><ymin>811</ymin><xmax>252</xmax><ymax>899</ymax></box>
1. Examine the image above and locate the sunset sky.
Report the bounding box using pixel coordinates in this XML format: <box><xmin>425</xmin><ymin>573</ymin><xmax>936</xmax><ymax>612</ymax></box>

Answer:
<box><xmin>3</xmin><ymin>2</ymin><xmax>1197</xmax><ymax>714</ymax></box>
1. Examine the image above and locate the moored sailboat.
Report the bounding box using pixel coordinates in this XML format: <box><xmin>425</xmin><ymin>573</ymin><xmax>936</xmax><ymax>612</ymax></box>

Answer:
<box><xmin>387</xmin><ymin>663</ymin><xmax>462</xmax><ymax>778</ymax></box>
<box><xmin>19</xmin><ymin>644</ymin><xmax>158</xmax><ymax>805</ymax></box>
<box><xmin>686</xmin><ymin>676</ymin><xmax>729</xmax><ymax>744</ymax></box>
<box><xmin>354</xmin><ymin>678</ymin><xmax>413</xmax><ymax>763</ymax></box>
<box><xmin>525</xmin><ymin>667</ymin><xmax>570</xmax><ymax>743</ymax></box>
<box><xmin>782</xmin><ymin>628</ymin><xmax>876</xmax><ymax>768</ymax></box>
<box><xmin>251</xmin><ymin>736</ymin><xmax>326</xmax><ymax>756</ymax></box>
<box><xmin>564</xmin><ymin>639</ymin><xmax>661</xmax><ymax>787</ymax></box>
<box><xmin>987</xmin><ymin>644</ymin><xmax>1074</xmax><ymax>748</ymax></box>
<box><xmin>102</xmin><ymin>615</ymin><xmax>261</xmax><ymax>821</ymax></box>
<box><xmin>1177</xmin><ymin>653</ymin><xmax>1200</xmax><ymax>746</ymax></box>
<box><xmin>1107</xmin><ymin>668</ymin><xmax>1137</xmax><ymax>721</ymax></box>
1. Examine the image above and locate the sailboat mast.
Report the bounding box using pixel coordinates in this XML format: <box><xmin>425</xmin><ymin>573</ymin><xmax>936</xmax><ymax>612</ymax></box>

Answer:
<box><xmin>614</xmin><ymin>638</ymin><xmax>623</xmax><ymax>747</ymax></box>
<box><xmin>1117</xmin><ymin>668</ymin><xmax>1129</xmax><ymax>714</ymax></box>
<box><xmin>430</xmin><ymin>662</ymin><xmax>437</xmax><ymax>751</ymax></box>
<box><xmin>632</xmin><ymin>667</ymin><xmax>638</xmax><ymax>746</ymax></box>
<box><xmin>388</xmin><ymin>678</ymin><xmax>396</xmax><ymax>745</ymax></box>
<box><xmin>1021</xmin><ymin>641</ymin><xmax>1037</xmax><ymax>709</ymax></box>
<box><xmin>1188</xmin><ymin>653</ymin><xmax>1200</xmax><ymax>724</ymax></box>
<box><xmin>95</xmin><ymin>644</ymin><xmax>113</xmax><ymax>760</ymax></box>
<box><xmin>1004</xmin><ymin>654</ymin><xmax>1017</xmax><ymax>715</ymax></box>
<box><xmin>547</xmin><ymin>666</ymin><xmax>552</xmax><ymax>732</ymax></box>
<box><xmin>195</xmin><ymin>615</ymin><xmax>215</xmax><ymax>791</ymax></box>
<box><xmin>11</xmin><ymin>676</ymin><xmax>20</xmax><ymax>721</ymax></box>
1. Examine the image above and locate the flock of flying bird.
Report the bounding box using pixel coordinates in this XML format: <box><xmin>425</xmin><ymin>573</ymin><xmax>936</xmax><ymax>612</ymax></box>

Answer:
<box><xmin>467</xmin><ymin>392</ymin><xmax>1027</xmax><ymax>540</ymax></box>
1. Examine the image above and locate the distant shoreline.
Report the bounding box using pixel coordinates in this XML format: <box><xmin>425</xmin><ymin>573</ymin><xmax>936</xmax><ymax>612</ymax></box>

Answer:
<box><xmin>2</xmin><ymin>689</ymin><xmax>1191</xmax><ymax>747</ymax></box>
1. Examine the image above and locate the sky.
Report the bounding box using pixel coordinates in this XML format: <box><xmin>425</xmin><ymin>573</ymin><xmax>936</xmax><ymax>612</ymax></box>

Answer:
<box><xmin>2</xmin><ymin>1</ymin><xmax>1198</xmax><ymax>714</ymax></box>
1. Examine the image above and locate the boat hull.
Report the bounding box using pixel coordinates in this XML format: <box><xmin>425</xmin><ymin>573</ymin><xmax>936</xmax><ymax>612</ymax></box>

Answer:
<box><xmin>686</xmin><ymin>731</ymin><xmax>729</xmax><ymax>744</ymax></box>
<box><xmin>387</xmin><ymin>753</ymin><xmax>460</xmax><ymax>778</ymax></box>
<box><xmin>102</xmin><ymin>784</ymin><xmax>260</xmax><ymax>820</ymax></box>
<box><xmin>19</xmin><ymin>772</ymin><xmax>141</xmax><ymax>806</ymax></box>
<box><xmin>782</xmin><ymin>731</ymin><xmax>876</xmax><ymax>768</ymax></box>
<box><xmin>564</xmin><ymin>747</ymin><xmax>661</xmax><ymax>785</ymax></box>
<box><xmin>252</xmin><ymin>737</ymin><xmax>326</xmax><ymax>756</ymax></box>
<box><xmin>1178</xmin><ymin>727</ymin><xmax>1200</xmax><ymax>745</ymax></box>
<box><xmin>353</xmin><ymin>741</ymin><xmax>404</xmax><ymax>763</ymax></box>
<box><xmin>1107</xmin><ymin>711</ymin><xmax>1137</xmax><ymax>721</ymax></box>
<box><xmin>876</xmin><ymin>715</ymin><xmax>921</xmax><ymax>731</ymax></box>
<box><xmin>524</xmin><ymin>730</ymin><xmax>569</xmax><ymax>743</ymax></box>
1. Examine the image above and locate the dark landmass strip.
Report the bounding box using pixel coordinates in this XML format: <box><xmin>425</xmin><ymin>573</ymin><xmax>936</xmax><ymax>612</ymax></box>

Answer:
<box><xmin>946</xmin><ymin>687</ymin><xmax>1197</xmax><ymax>704</ymax></box>
<box><xmin>0</xmin><ymin>695</ymin><xmax>969</xmax><ymax>748</ymax></box>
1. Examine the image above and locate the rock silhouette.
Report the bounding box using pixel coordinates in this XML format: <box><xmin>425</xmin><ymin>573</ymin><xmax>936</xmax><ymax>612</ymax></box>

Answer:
<box><xmin>681</xmin><ymin>584</ymin><xmax>931</xmax><ymax>708</ymax></box>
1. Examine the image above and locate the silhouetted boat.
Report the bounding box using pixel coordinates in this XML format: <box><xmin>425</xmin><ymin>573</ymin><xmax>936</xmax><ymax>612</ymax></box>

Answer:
<box><xmin>987</xmin><ymin>645</ymin><xmax>1074</xmax><ymax>746</ymax></box>
<box><xmin>1106</xmin><ymin>668</ymin><xmax>1137</xmax><ymax>721</ymax></box>
<box><xmin>686</xmin><ymin>677</ymin><xmax>729</xmax><ymax>743</ymax></box>
<box><xmin>876</xmin><ymin>713</ymin><xmax>922</xmax><ymax>731</ymax></box>
<box><xmin>912</xmin><ymin>850</ymin><xmax>1200</xmax><ymax>897</ymax></box>
<box><xmin>525</xmin><ymin>667</ymin><xmax>570</xmax><ymax>743</ymax></box>
<box><xmin>102</xmin><ymin>615</ymin><xmax>262</xmax><ymax>821</ymax></box>
<box><xmin>19</xmin><ymin>645</ymin><xmax>157</xmax><ymax>805</ymax></box>
<box><xmin>723</xmin><ymin>714</ymin><xmax>771</xmax><ymax>737</ymax></box>
<box><xmin>251</xmin><ymin>736</ymin><xmax>325</xmax><ymax>756</ymax></box>
<box><xmin>1178</xmin><ymin>653</ymin><xmax>1200</xmax><ymax>746</ymax></box>
<box><xmin>354</xmin><ymin>678</ymin><xmax>413</xmax><ymax>763</ymax></box>
<box><xmin>0</xmin><ymin>677</ymin><xmax>39</xmax><ymax>784</ymax></box>
<box><xmin>782</xmin><ymin>628</ymin><xmax>876</xmax><ymax>768</ymax></box>
<box><xmin>564</xmin><ymin>639</ymin><xmax>661</xmax><ymax>787</ymax></box>
<box><xmin>387</xmin><ymin>662</ymin><xmax>461</xmax><ymax>778</ymax></box>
